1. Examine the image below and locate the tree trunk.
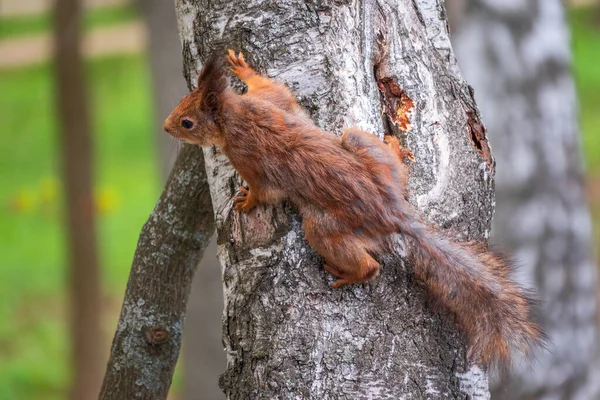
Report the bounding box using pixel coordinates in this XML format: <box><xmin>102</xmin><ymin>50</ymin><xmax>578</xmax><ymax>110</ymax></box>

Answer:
<box><xmin>134</xmin><ymin>2</ymin><xmax>227</xmax><ymax>396</ymax></box>
<box><xmin>135</xmin><ymin>0</ymin><xmax>189</xmax><ymax>180</ymax></box>
<box><xmin>183</xmin><ymin>236</ymin><xmax>226</xmax><ymax>400</ymax></box>
<box><xmin>450</xmin><ymin>0</ymin><xmax>600</xmax><ymax>398</ymax></box>
<box><xmin>98</xmin><ymin>144</ymin><xmax>214</xmax><ymax>399</ymax></box>
<box><xmin>175</xmin><ymin>0</ymin><xmax>494</xmax><ymax>398</ymax></box>
<box><xmin>53</xmin><ymin>0</ymin><xmax>102</xmax><ymax>398</ymax></box>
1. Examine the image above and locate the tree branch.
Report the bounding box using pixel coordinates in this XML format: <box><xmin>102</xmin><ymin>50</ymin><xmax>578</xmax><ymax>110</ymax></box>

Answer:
<box><xmin>99</xmin><ymin>144</ymin><xmax>214</xmax><ymax>399</ymax></box>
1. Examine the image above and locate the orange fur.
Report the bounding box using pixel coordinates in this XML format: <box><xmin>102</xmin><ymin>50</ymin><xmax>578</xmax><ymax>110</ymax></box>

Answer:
<box><xmin>163</xmin><ymin>50</ymin><xmax>546</xmax><ymax>370</ymax></box>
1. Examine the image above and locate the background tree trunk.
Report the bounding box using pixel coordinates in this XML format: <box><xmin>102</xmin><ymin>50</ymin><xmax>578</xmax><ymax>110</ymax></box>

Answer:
<box><xmin>135</xmin><ymin>0</ymin><xmax>189</xmax><ymax>180</ymax></box>
<box><xmin>99</xmin><ymin>144</ymin><xmax>214</xmax><ymax>399</ymax></box>
<box><xmin>134</xmin><ymin>2</ymin><xmax>226</xmax><ymax>397</ymax></box>
<box><xmin>449</xmin><ymin>0</ymin><xmax>600</xmax><ymax>398</ymax></box>
<box><xmin>53</xmin><ymin>0</ymin><xmax>102</xmax><ymax>398</ymax></box>
<box><xmin>183</xmin><ymin>236</ymin><xmax>225</xmax><ymax>400</ymax></box>
<box><xmin>175</xmin><ymin>0</ymin><xmax>495</xmax><ymax>397</ymax></box>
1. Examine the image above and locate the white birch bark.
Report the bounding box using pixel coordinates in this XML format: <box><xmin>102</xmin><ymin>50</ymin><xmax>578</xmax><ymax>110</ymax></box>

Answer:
<box><xmin>450</xmin><ymin>0</ymin><xmax>600</xmax><ymax>398</ymax></box>
<box><xmin>175</xmin><ymin>0</ymin><xmax>496</xmax><ymax>397</ymax></box>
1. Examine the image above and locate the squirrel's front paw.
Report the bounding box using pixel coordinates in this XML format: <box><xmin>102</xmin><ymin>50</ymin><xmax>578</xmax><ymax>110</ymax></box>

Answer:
<box><xmin>233</xmin><ymin>186</ymin><xmax>257</xmax><ymax>213</ymax></box>
<box><xmin>227</xmin><ymin>49</ymin><xmax>253</xmax><ymax>80</ymax></box>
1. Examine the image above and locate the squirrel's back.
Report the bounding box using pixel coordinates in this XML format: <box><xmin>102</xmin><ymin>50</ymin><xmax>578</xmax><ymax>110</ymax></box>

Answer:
<box><xmin>165</xmin><ymin>50</ymin><xmax>546</xmax><ymax>370</ymax></box>
<box><xmin>222</xmin><ymin>95</ymin><xmax>405</xmax><ymax>234</ymax></box>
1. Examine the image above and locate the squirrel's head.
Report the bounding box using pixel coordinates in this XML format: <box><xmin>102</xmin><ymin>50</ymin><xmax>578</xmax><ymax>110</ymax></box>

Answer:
<box><xmin>163</xmin><ymin>52</ymin><xmax>227</xmax><ymax>146</ymax></box>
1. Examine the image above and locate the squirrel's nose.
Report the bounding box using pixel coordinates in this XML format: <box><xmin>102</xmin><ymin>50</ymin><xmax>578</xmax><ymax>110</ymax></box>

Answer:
<box><xmin>162</xmin><ymin>121</ymin><xmax>171</xmax><ymax>134</ymax></box>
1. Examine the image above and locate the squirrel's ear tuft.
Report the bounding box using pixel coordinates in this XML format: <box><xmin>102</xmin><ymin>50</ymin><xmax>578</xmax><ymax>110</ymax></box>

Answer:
<box><xmin>197</xmin><ymin>51</ymin><xmax>227</xmax><ymax>114</ymax></box>
<box><xmin>197</xmin><ymin>51</ymin><xmax>227</xmax><ymax>94</ymax></box>
<box><xmin>204</xmin><ymin>92</ymin><xmax>219</xmax><ymax>113</ymax></box>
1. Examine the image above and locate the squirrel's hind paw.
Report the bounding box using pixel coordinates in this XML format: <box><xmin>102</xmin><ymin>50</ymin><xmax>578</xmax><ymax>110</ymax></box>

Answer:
<box><xmin>232</xmin><ymin>186</ymin><xmax>257</xmax><ymax>213</ymax></box>
<box><xmin>384</xmin><ymin>135</ymin><xmax>415</xmax><ymax>161</ymax></box>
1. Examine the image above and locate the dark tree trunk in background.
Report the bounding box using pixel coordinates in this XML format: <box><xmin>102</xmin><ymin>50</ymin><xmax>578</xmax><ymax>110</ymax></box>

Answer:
<box><xmin>54</xmin><ymin>0</ymin><xmax>102</xmax><ymax>398</ymax></box>
<box><xmin>134</xmin><ymin>1</ymin><xmax>226</xmax><ymax>397</ymax></box>
<box><xmin>135</xmin><ymin>0</ymin><xmax>189</xmax><ymax>179</ymax></box>
<box><xmin>99</xmin><ymin>145</ymin><xmax>214</xmax><ymax>399</ymax></box>
<box><xmin>183</xmin><ymin>236</ymin><xmax>225</xmax><ymax>400</ymax></box>
<box><xmin>175</xmin><ymin>0</ymin><xmax>494</xmax><ymax>397</ymax></box>
<box><xmin>449</xmin><ymin>0</ymin><xmax>600</xmax><ymax>398</ymax></box>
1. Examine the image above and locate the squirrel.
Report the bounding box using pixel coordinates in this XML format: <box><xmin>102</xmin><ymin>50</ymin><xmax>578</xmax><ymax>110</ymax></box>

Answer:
<box><xmin>163</xmin><ymin>50</ymin><xmax>545</xmax><ymax>370</ymax></box>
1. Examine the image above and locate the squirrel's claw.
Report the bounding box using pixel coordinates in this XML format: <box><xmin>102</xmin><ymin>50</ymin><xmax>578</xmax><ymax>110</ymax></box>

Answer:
<box><xmin>233</xmin><ymin>186</ymin><xmax>256</xmax><ymax>213</ymax></box>
<box><xmin>330</xmin><ymin>279</ymin><xmax>350</xmax><ymax>289</ymax></box>
<box><xmin>227</xmin><ymin>49</ymin><xmax>254</xmax><ymax>81</ymax></box>
<box><xmin>323</xmin><ymin>263</ymin><xmax>345</xmax><ymax>279</ymax></box>
<box><xmin>324</xmin><ymin>264</ymin><xmax>351</xmax><ymax>288</ymax></box>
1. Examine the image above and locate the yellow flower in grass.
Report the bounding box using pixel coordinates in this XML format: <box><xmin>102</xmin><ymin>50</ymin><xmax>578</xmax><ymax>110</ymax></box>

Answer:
<box><xmin>10</xmin><ymin>189</ymin><xmax>36</xmax><ymax>213</ymax></box>
<box><xmin>39</xmin><ymin>177</ymin><xmax>58</xmax><ymax>205</ymax></box>
<box><xmin>95</xmin><ymin>186</ymin><xmax>120</xmax><ymax>215</ymax></box>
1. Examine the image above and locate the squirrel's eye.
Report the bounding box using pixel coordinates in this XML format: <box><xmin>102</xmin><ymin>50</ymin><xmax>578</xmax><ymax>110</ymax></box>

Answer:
<box><xmin>181</xmin><ymin>119</ymin><xmax>194</xmax><ymax>129</ymax></box>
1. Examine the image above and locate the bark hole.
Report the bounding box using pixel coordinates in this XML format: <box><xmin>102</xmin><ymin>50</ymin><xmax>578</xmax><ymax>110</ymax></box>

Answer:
<box><xmin>146</xmin><ymin>327</ymin><xmax>170</xmax><ymax>346</ymax></box>
<box><xmin>377</xmin><ymin>77</ymin><xmax>415</xmax><ymax>132</ymax></box>
<box><xmin>466</xmin><ymin>110</ymin><xmax>493</xmax><ymax>170</ymax></box>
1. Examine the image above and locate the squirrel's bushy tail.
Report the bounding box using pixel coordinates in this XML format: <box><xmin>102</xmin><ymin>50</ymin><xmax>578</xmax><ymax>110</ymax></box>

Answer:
<box><xmin>397</xmin><ymin>217</ymin><xmax>545</xmax><ymax>369</ymax></box>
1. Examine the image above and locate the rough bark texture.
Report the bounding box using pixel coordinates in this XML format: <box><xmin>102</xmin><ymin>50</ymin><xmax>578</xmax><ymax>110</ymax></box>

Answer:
<box><xmin>53</xmin><ymin>0</ymin><xmax>102</xmax><ymax>398</ymax></box>
<box><xmin>175</xmin><ymin>0</ymin><xmax>496</xmax><ymax>398</ymax></box>
<box><xmin>134</xmin><ymin>2</ymin><xmax>227</xmax><ymax>396</ymax></box>
<box><xmin>450</xmin><ymin>1</ymin><xmax>600</xmax><ymax>399</ymax></box>
<box><xmin>99</xmin><ymin>144</ymin><xmax>214</xmax><ymax>399</ymax></box>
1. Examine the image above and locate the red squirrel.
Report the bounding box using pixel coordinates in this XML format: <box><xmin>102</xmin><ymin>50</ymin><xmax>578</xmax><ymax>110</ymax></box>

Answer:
<box><xmin>164</xmin><ymin>50</ymin><xmax>545</xmax><ymax>369</ymax></box>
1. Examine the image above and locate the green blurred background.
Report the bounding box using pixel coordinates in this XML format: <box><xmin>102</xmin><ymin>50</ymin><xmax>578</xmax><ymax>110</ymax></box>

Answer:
<box><xmin>0</xmin><ymin>0</ymin><xmax>598</xmax><ymax>399</ymax></box>
<box><xmin>0</xmin><ymin>2</ymin><xmax>166</xmax><ymax>398</ymax></box>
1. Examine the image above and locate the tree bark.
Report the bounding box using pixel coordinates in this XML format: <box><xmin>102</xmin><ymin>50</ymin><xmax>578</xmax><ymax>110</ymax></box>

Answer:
<box><xmin>99</xmin><ymin>144</ymin><xmax>214</xmax><ymax>399</ymax></box>
<box><xmin>54</xmin><ymin>0</ymin><xmax>102</xmax><ymax>398</ymax></box>
<box><xmin>450</xmin><ymin>1</ymin><xmax>600</xmax><ymax>398</ymax></box>
<box><xmin>134</xmin><ymin>2</ymin><xmax>227</xmax><ymax>396</ymax></box>
<box><xmin>175</xmin><ymin>0</ymin><xmax>495</xmax><ymax>398</ymax></box>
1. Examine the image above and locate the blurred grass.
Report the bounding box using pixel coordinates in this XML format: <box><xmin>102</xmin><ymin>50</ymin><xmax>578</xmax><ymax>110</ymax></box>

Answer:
<box><xmin>0</xmin><ymin>54</ymin><xmax>161</xmax><ymax>399</ymax></box>
<box><xmin>0</xmin><ymin>3</ymin><xmax>598</xmax><ymax>400</ymax></box>
<box><xmin>570</xmin><ymin>6</ymin><xmax>600</xmax><ymax>172</ymax></box>
<box><xmin>0</xmin><ymin>3</ymin><xmax>139</xmax><ymax>40</ymax></box>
